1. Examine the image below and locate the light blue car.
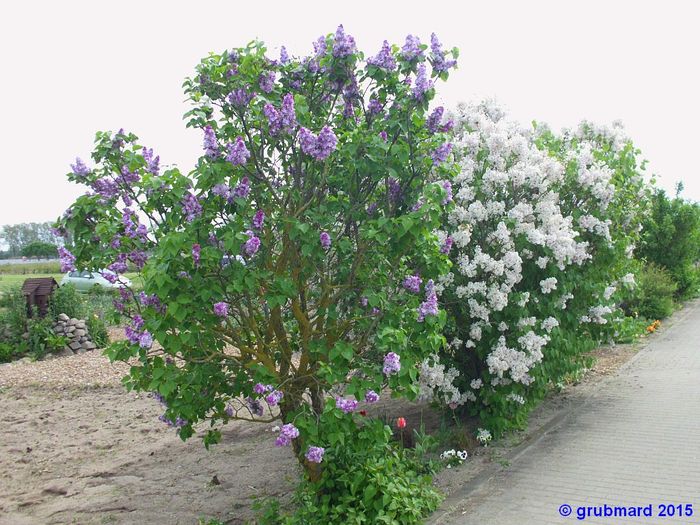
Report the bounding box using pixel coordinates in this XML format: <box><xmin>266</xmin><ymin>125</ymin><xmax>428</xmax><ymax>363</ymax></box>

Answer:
<box><xmin>60</xmin><ymin>270</ymin><xmax>132</xmax><ymax>292</ymax></box>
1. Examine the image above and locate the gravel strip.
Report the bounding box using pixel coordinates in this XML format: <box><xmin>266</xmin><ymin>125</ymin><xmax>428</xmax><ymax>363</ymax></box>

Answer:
<box><xmin>0</xmin><ymin>351</ymin><xmax>130</xmax><ymax>389</ymax></box>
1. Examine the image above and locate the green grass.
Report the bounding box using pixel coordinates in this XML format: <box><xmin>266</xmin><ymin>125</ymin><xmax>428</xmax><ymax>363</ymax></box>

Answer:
<box><xmin>0</xmin><ymin>272</ymin><xmax>142</xmax><ymax>295</ymax></box>
<box><xmin>0</xmin><ymin>273</ymin><xmax>64</xmax><ymax>293</ymax></box>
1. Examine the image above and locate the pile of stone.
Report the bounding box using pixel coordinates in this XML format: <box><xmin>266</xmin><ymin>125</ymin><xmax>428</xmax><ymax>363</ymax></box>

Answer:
<box><xmin>53</xmin><ymin>313</ymin><xmax>97</xmax><ymax>355</ymax></box>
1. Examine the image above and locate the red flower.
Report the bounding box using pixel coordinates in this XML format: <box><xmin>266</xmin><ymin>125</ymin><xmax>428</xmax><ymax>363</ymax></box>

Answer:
<box><xmin>359</xmin><ymin>410</ymin><xmax>367</xmax><ymax>416</ymax></box>
<box><xmin>396</xmin><ymin>417</ymin><xmax>407</xmax><ymax>429</ymax></box>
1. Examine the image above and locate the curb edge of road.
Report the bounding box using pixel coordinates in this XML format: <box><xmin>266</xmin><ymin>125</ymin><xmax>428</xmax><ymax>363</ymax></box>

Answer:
<box><xmin>428</xmin><ymin>299</ymin><xmax>698</xmax><ymax>524</ymax></box>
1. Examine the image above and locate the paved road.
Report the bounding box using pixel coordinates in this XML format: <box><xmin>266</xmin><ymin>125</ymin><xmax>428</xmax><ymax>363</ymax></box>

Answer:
<box><xmin>439</xmin><ymin>300</ymin><xmax>700</xmax><ymax>525</ymax></box>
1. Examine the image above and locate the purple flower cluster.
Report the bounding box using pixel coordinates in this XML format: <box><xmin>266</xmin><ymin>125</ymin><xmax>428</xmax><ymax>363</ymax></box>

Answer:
<box><xmin>442</xmin><ymin>180</ymin><xmax>453</xmax><ymax>204</ymax></box>
<box><xmin>367</xmin><ymin>40</ymin><xmax>396</xmax><ymax>70</ymax></box>
<box><xmin>119</xmin><ymin>165</ymin><xmax>140</xmax><ymax>185</ymax></box>
<box><xmin>427</xmin><ymin>107</ymin><xmax>444</xmax><ymax>133</ymax></box>
<box><xmin>299</xmin><ymin>126</ymin><xmax>338</xmax><ymax>161</ymax></box>
<box><xmin>387</xmin><ymin>177</ymin><xmax>402</xmax><ymax>204</ymax></box>
<box><xmin>332</xmin><ymin>25</ymin><xmax>356</xmax><ymax>58</ymax></box>
<box><xmin>403</xmin><ymin>274</ymin><xmax>422</xmax><ymax>294</ymax></box>
<box><xmin>110</xmin><ymin>235</ymin><xmax>121</xmax><ymax>249</ymax></box>
<box><xmin>367</xmin><ymin>98</ymin><xmax>383</xmax><ymax>116</ymax></box>
<box><xmin>401</xmin><ymin>35</ymin><xmax>423</xmax><ymax>60</ymax></box>
<box><xmin>122</xmin><ymin>209</ymin><xmax>147</xmax><ymax>241</ymax></box>
<box><xmin>203</xmin><ymin>125</ymin><xmax>220</xmax><ymax>158</ymax></box>
<box><xmin>253</xmin><ymin>383</ymin><xmax>272</xmax><ymax>395</ymax></box>
<box><xmin>430</xmin><ymin>33</ymin><xmax>457</xmax><ymax>73</ymax></box>
<box><xmin>263</xmin><ymin>93</ymin><xmax>298</xmax><ymax>135</ymax></box>
<box><xmin>139</xmin><ymin>292</ymin><xmax>165</xmax><ymax>313</ymax></box>
<box><xmin>383</xmin><ymin>352</ymin><xmax>401</xmax><ymax>376</ymax></box>
<box><xmin>412</xmin><ymin>64</ymin><xmax>434</xmax><ymax>101</ymax></box>
<box><xmin>244</xmin><ymin>230</ymin><xmax>261</xmax><ymax>256</ymax></box>
<box><xmin>152</xmin><ymin>391</ymin><xmax>167</xmax><ymax>406</ymax></box>
<box><xmin>129</xmin><ymin>249</ymin><xmax>148</xmax><ymax>270</ymax></box>
<box><xmin>275</xmin><ymin>423</ymin><xmax>300</xmax><ymax>447</ymax></box>
<box><xmin>159</xmin><ymin>414</ymin><xmax>187</xmax><ymax>428</ymax></box>
<box><xmin>319</xmin><ymin>231</ymin><xmax>331</xmax><ymax>250</ymax></box>
<box><xmin>440</xmin><ymin>236</ymin><xmax>453</xmax><ymax>254</ymax></box>
<box><xmin>280</xmin><ymin>46</ymin><xmax>289</xmax><ymax>64</ymax></box>
<box><xmin>259</xmin><ymin>71</ymin><xmax>276</xmax><ymax>93</ymax></box>
<box><xmin>233</xmin><ymin>176</ymin><xmax>251</xmax><ymax>199</ymax></box>
<box><xmin>365</xmin><ymin>390</ymin><xmax>380</xmax><ymax>403</ymax></box>
<box><xmin>192</xmin><ymin>243</ymin><xmax>201</xmax><ymax>267</ymax></box>
<box><xmin>431</xmin><ymin>142</ymin><xmax>453</xmax><ymax>165</ymax></box>
<box><xmin>265</xmin><ymin>389</ymin><xmax>284</xmax><ymax>406</ymax></box>
<box><xmin>227</xmin><ymin>88</ymin><xmax>255</xmax><ymax>107</ymax></box>
<box><xmin>246</xmin><ymin>397</ymin><xmax>264</xmax><ymax>417</ymax></box>
<box><xmin>125</xmin><ymin>316</ymin><xmax>153</xmax><ymax>349</ymax></box>
<box><xmin>306</xmin><ymin>446</ymin><xmax>325</xmax><ymax>464</ymax></box>
<box><xmin>335</xmin><ymin>397</ymin><xmax>358</xmax><ymax>414</ymax></box>
<box><xmin>211</xmin><ymin>183</ymin><xmax>232</xmax><ymax>201</ymax></box>
<box><xmin>252</xmin><ymin>210</ymin><xmax>265</xmax><ymax>229</ymax></box>
<box><xmin>226</xmin><ymin>137</ymin><xmax>251</xmax><ymax>166</ymax></box>
<box><xmin>213</xmin><ymin>301</ymin><xmax>229</xmax><ymax>317</ymax></box>
<box><xmin>417</xmin><ymin>279</ymin><xmax>439</xmax><ymax>322</ymax></box>
<box><xmin>308</xmin><ymin>35</ymin><xmax>327</xmax><ymax>73</ymax></box>
<box><xmin>379</xmin><ymin>130</ymin><xmax>388</xmax><ymax>142</ymax></box>
<box><xmin>102</xmin><ymin>270</ymin><xmax>119</xmax><ymax>284</ymax></box>
<box><xmin>58</xmin><ymin>247</ymin><xmax>76</xmax><ymax>272</ymax></box>
<box><xmin>108</xmin><ymin>253</ymin><xmax>128</xmax><ymax>274</ymax></box>
<box><xmin>92</xmin><ymin>178</ymin><xmax>119</xmax><ymax>200</ymax></box>
<box><xmin>70</xmin><ymin>157</ymin><xmax>90</xmax><ymax>178</ymax></box>
<box><xmin>142</xmin><ymin>147</ymin><xmax>160</xmax><ymax>175</ymax></box>
<box><xmin>342</xmin><ymin>98</ymin><xmax>355</xmax><ymax>119</ymax></box>
<box><xmin>182</xmin><ymin>192</ymin><xmax>202</xmax><ymax>222</ymax></box>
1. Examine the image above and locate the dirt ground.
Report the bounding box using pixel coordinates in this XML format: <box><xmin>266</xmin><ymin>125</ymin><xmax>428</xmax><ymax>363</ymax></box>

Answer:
<box><xmin>0</xmin><ymin>336</ymin><xmax>642</xmax><ymax>525</ymax></box>
<box><xmin>0</xmin><ymin>352</ymin><xmax>300</xmax><ymax>525</ymax></box>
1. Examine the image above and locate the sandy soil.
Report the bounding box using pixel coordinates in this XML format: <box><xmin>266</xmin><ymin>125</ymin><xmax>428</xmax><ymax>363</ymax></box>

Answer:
<box><xmin>0</xmin><ymin>335</ymin><xmax>643</xmax><ymax>525</ymax></box>
<box><xmin>0</xmin><ymin>355</ymin><xmax>299</xmax><ymax>525</ymax></box>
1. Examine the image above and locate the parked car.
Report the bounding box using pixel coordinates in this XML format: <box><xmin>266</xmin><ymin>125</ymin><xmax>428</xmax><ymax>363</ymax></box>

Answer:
<box><xmin>60</xmin><ymin>270</ymin><xmax>132</xmax><ymax>292</ymax></box>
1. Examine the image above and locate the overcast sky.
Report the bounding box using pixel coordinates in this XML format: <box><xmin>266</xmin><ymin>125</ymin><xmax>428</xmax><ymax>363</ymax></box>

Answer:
<box><xmin>1</xmin><ymin>0</ymin><xmax>698</xmax><ymax>227</ymax></box>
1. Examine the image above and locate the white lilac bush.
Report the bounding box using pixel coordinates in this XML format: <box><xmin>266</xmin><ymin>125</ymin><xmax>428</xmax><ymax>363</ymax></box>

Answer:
<box><xmin>416</xmin><ymin>101</ymin><xmax>649</xmax><ymax>433</ymax></box>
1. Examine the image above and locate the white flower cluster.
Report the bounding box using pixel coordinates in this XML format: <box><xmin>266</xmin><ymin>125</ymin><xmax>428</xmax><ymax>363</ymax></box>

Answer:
<box><xmin>440</xmin><ymin>449</ymin><xmax>468</xmax><ymax>467</ymax></box>
<box><xmin>416</xmin><ymin>354</ymin><xmax>475</xmax><ymax>406</ymax></box>
<box><xmin>476</xmin><ymin>428</ymin><xmax>492</xmax><ymax>446</ymax></box>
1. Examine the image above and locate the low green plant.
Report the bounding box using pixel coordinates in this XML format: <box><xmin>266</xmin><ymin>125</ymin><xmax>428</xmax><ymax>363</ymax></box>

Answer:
<box><xmin>87</xmin><ymin>314</ymin><xmax>109</xmax><ymax>347</ymax></box>
<box><xmin>612</xmin><ymin>315</ymin><xmax>647</xmax><ymax>344</ymax></box>
<box><xmin>0</xmin><ymin>342</ymin><xmax>22</xmax><ymax>363</ymax></box>
<box><xmin>0</xmin><ymin>287</ymin><xmax>27</xmax><ymax>343</ymax></box>
<box><xmin>50</xmin><ymin>283</ymin><xmax>85</xmax><ymax>320</ymax></box>
<box><xmin>26</xmin><ymin>315</ymin><xmax>67</xmax><ymax>360</ymax></box>
<box><xmin>250</xmin><ymin>498</ymin><xmax>284</xmax><ymax>525</ymax></box>
<box><xmin>290</xmin><ymin>419</ymin><xmax>442</xmax><ymax>525</ymax></box>
<box><xmin>631</xmin><ymin>263</ymin><xmax>677</xmax><ymax>320</ymax></box>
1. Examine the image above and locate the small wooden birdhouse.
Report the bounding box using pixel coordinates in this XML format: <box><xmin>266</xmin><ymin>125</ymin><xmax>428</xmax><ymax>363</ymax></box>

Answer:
<box><xmin>21</xmin><ymin>277</ymin><xmax>58</xmax><ymax>318</ymax></box>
